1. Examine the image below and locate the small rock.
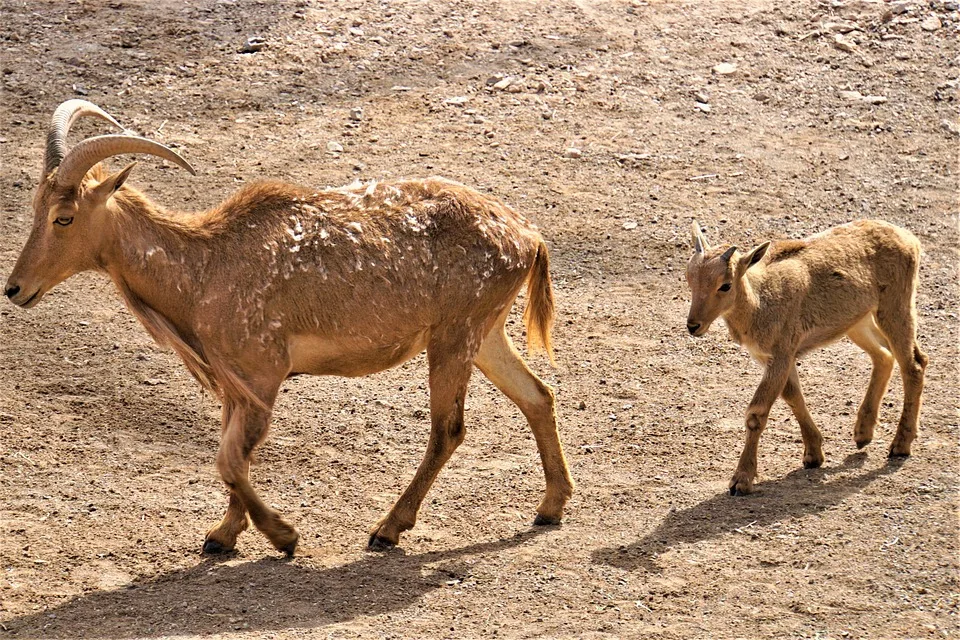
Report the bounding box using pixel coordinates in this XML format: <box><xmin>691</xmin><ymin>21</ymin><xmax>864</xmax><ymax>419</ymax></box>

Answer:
<box><xmin>493</xmin><ymin>77</ymin><xmax>513</xmax><ymax>91</ymax></box>
<box><xmin>890</xmin><ymin>2</ymin><xmax>911</xmax><ymax>15</ymax></box>
<box><xmin>577</xmin><ymin>401</ymin><xmax>587</xmax><ymax>410</ymax></box>
<box><xmin>712</xmin><ymin>62</ymin><xmax>737</xmax><ymax>75</ymax></box>
<box><xmin>143</xmin><ymin>378</ymin><xmax>165</xmax><ymax>386</ymax></box>
<box><xmin>562</xmin><ymin>147</ymin><xmax>583</xmax><ymax>159</ymax></box>
<box><xmin>695</xmin><ymin>102</ymin><xmax>711</xmax><ymax>113</ymax></box>
<box><xmin>348</xmin><ymin>27</ymin><xmax>364</xmax><ymax>37</ymax></box>
<box><xmin>622</xmin><ymin>221</ymin><xmax>638</xmax><ymax>230</ymax></box>
<box><xmin>349</xmin><ymin>107</ymin><xmax>363</xmax><ymax>121</ymax></box>
<box><xmin>541</xmin><ymin>110</ymin><xmax>554</xmax><ymax>120</ymax></box>
<box><xmin>920</xmin><ymin>15</ymin><xmax>942</xmax><ymax>31</ymax></box>
<box><xmin>694</xmin><ymin>90</ymin><xmax>710</xmax><ymax>103</ymax></box>
<box><xmin>825</xmin><ymin>21</ymin><xmax>861</xmax><ymax>34</ymax></box>
<box><xmin>942</xmin><ymin>119</ymin><xmax>960</xmax><ymax>137</ymax></box>
<box><xmin>833</xmin><ymin>34</ymin><xmax>858</xmax><ymax>53</ymax></box>
<box><xmin>839</xmin><ymin>90</ymin><xmax>864</xmax><ymax>101</ymax></box>
<box><xmin>444</xmin><ymin>96</ymin><xmax>470</xmax><ymax>106</ymax></box>
<box><xmin>863</xmin><ymin>95</ymin><xmax>888</xmax><ymax>105</ymax></box>
<box><xmin>753</xmin><ymin>92</ymin><xmax>771</xmax><ymax>103</ymax></box>
<box><xmin>839</xmin><ymin>152</ymin><xmax>850</xmax><ymax>161</ymax></box>
<box><xmin>390</xmin><ymin>85</ymin><xmax>412</xmax><ymax>91</ymax></box>
<box><xmin>326</xmin><ymin>141</ymin><xmax>344</xmax><ymax>153</ymax></box>
<box><xmin>240</xmin><ymin>36</ymin><xmax>266</xmax><ymax>53</ymax></box>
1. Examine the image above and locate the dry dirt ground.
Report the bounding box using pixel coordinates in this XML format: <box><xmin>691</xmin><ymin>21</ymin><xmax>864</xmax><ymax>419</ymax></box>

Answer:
<box><xmin>0</xmin><ymin>0</ymin><xmax>958</xmax><ymax>638</ymax></box>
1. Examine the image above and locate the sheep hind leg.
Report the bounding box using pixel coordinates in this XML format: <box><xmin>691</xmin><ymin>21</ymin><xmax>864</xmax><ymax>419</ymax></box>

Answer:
<box><xmin>212</xmin><ymin>401</ymin><xmax>299</xmax><ymax>556</ymax></box>
<box><xmin>846</xmin><ymin>314</ymin><xmax>895</xmax><ymax>450</ymax></box>
<box><xmin>368</xmin><ymin>333</ymin><xmax>474</xmax><ymax>549</ymax></box>
<box><xmin>474</xmin><ymin>323</ymin><xmax>573</xmax><ymax>526</ymax></box>
<box><xmin>875</xmin><ymin>297</ymin><xmax>927</xmax><ymax>458</ymax></box>
<box><xmin>780</xmin><ymin>364</ymin><xmax>824</xmax><ymax>469</ymax></box>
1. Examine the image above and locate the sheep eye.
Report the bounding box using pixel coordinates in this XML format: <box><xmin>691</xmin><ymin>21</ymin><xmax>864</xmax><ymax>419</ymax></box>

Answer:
<box><xmin>54</xmin><ymin>216</ymin><xmax>74</xmax><ymax>227</ymax></box>
<box><xmin>718</xmin><ymin>283</ymin><xmax>731</xmax><ymax>292</ymax></box>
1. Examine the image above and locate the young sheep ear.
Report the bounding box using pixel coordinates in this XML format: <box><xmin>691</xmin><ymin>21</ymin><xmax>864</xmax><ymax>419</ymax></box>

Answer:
<box><xmin>690</xmin><ymin>221</ymin><xmax>710</xmax><ymax>254</ymax></box>
<box><xmin>93</xmin><ymin>161</ymin><xmax>137</xmax><ymax>198</ymax></box>
<box><xmin>739</xmin><ymin>241</ymin><xmax>770</xmax><ymax>272</ymax></box>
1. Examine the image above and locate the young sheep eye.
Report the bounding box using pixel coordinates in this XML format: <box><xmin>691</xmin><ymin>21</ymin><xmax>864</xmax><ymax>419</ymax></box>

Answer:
<box><xmin>54</xmin><ymin>216</ymin><xmax>74</xmax><ymax>227</ymax></box>
<box><xmin>718</xmin><ymin>283</ymin><xmax>732</xmax><ymax>292</ymax></box>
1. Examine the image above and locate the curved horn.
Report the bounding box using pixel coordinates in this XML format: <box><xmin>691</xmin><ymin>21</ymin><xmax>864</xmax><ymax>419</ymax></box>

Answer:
<box><xmin>55</xmin><ymin>134</ymin><xmax>197</xmax><ymax>187</ymax></box>
<box><xmin>45</xmin><ymin>100</ymin><xmax>123</xmax><ymax>177</ymax></box>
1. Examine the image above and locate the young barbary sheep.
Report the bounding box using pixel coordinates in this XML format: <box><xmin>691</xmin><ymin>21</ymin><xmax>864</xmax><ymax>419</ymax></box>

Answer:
<box><xmin>685</xmin><ymin>220</ymin><xmax>927</xmax><ymax>495</ymax></box>
<box><xmin>4</xmin><ymin>100</ymin><xmax>574</xmax><ymax>555</ymax></box>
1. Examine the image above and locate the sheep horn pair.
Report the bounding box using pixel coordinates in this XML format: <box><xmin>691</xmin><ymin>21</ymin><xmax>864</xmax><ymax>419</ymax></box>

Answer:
<box><xmin>44</xmin><ymin>99</ymin><xmax>196</xmax><ymax>186</ymax></box>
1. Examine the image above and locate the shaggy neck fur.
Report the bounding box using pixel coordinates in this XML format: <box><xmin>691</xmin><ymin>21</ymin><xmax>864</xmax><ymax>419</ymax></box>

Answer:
<box><xmin>98</xmin><ymin>184</ymin><xmax>231</xmax><ymax>401</ymax></box>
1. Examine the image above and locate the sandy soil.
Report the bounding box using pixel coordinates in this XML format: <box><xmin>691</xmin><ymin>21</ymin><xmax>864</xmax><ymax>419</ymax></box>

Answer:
<box><xmin>0</xmin><ymin>0</ymin><xmax>957</xmax><ymax>638</ymax></box>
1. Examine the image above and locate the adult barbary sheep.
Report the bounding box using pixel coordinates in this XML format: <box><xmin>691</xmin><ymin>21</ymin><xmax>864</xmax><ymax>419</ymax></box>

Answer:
<box><xmin>5</xmin><ymin>100</ymin><xmax>574</xmax><ymax>555</ymax></box>
<box><xmin>685</xmin><ymin>220</ymin><xmax>927</xmax><ymax>495</ymax></box>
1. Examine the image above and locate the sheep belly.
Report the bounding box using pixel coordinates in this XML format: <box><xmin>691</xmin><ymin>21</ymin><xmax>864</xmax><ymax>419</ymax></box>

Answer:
<box><xmin>287</xmin><ymin>330</ymin><xmax>429</xmax><ymax>377</ymax></box>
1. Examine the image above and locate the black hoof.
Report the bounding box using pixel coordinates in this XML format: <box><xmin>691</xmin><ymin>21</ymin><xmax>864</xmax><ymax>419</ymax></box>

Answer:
<box><xmin>803</xmin><ymin>459</ymin><xmax>824</xmax><ymax>469</ymax></box>
<box><xmin>279</xmin><ymin>538</ymin><xmax>298</xmax><ymax>558</ymax></box>
<box><xmin>202</xmin><ymin>538</ymin><xmax>232</xmax><ymax>555</ymax></box>
<box><xmin>367</xmin><ymin>534</ymin><xmax>395</xmax><ymax>551</ymax></box>
<box><xmin>888</xmin><ymin>451</ymin><xmax>911</xmax><ymax>459</ymax></box>
<box><xmin>730</xmin><ymin>487</ymin><xmax>747</xmax><ymax>497</ymax></box>
<box><xmin>855</xmin><ymin>439</ymin><xmax>872</xmax><ymax>450</ymax></box>
<box><xmin>533</xmin><ymin>514</ymin><xmax>561</xmax><ymax>526</ymax></box>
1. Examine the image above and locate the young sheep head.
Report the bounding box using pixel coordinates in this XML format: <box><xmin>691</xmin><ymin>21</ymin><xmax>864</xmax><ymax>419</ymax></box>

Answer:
<box><xmin>685</xmin><ymin>221</ymin><xmax>769</xmax><ymax>336</ymax></box>
<box><xmin>4</xmin><ymin>100</ymin><xmax>194</xmax><ymax>308</ymax></box>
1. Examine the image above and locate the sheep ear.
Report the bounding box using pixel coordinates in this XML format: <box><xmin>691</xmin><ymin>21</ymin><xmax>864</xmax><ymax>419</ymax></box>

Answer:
<box><xmin>739</xmin><ymin>241</ymin><xmax>770</xmax><ymax>272</ymax></box>
<box><xmin>92</xmin><ymin>162</ymin><xmax>137</xmax><ymax>198</ymax></box>
<box><xmin>690</xmin><ymin>221</ymin><xmax>710</xmax><ymax>254</ymax></box>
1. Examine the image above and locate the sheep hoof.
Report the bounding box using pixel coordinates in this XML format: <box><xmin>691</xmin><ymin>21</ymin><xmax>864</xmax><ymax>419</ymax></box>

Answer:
<box><xmin>803</xmin><ymin>457</ymin><xmax>824</xmax><ymax>469</ymax></box>
<box><xmin>728</xmin><ymin>473</ymin><xmax>754</xmax><ymax>496</ymax></box>
<box><xmin>533</xmin><ymin>514</ymin><xmax>561</xmax><ymax>526</ymax></box>
<box><xmin>202</xmin><ymin>538</ymin><xmax>233</xmax><ymax>555</ymax></box>
<box><xmin>855</xmin><ymin>438</ymin><xmax>872</xmax><ymax>450</ymax></box>
<box><xmin>367</xmin><ymin>534</ymin><xmax>396</xmax><ymax>551</ymax></box>
<box><xmin>279</xmin><ymin>537</ymin><xmax>299</xmax><ymax>558</ymax></box>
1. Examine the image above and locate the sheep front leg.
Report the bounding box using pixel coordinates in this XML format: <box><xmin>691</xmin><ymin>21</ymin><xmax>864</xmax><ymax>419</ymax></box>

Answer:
<box><xmin>203</xmin><ymin>481</ymin><xmax>249</xmax><ymax>554</ymax></box>
<box><xmin>209</xmin><ymin>400</ymin><xmax>299</xmax><ymax>556</ymax></box>
<box><xmin>730</xmin><ymin>354</ymin><xmax>792</xmax><ymax>496</ymax></box>
<box><xmin>368</xmin><ymin>336</ymin><xmax>473</xmax><ymax>549</ymax></box>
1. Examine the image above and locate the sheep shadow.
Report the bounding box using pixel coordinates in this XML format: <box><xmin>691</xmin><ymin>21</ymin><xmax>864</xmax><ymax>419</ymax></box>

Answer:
<box><xmin>2</xmin><ymin>530</ymin><xmax>546</xmax><ymax>639</ymax></box>
<box><xmin>592</xmin><ymin>452</ymin><xmax>904</xmax><ymax>573</ymax></box>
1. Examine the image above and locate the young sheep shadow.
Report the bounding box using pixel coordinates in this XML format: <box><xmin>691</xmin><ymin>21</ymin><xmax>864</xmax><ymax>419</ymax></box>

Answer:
<box><xmin>592</xmin><ymin>452</ymin><xmax>904</xmax><ymax>573</ymax></box>
<box><xmin>3</xmin><ymin>530</ymin><xmax>546</xmax><ymax>639</ymax></box>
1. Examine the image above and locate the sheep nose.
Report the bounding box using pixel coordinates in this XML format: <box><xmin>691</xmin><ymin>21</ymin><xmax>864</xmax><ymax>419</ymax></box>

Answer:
<box><xmin>4</xmin><ymin>284</ymin><xmax>20</xmax><ymax>299</ymax></box>
<box><xmin>687</xmin><ymin>322</ymin><xmax>701</xmax><ymax>335</ymax></box>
